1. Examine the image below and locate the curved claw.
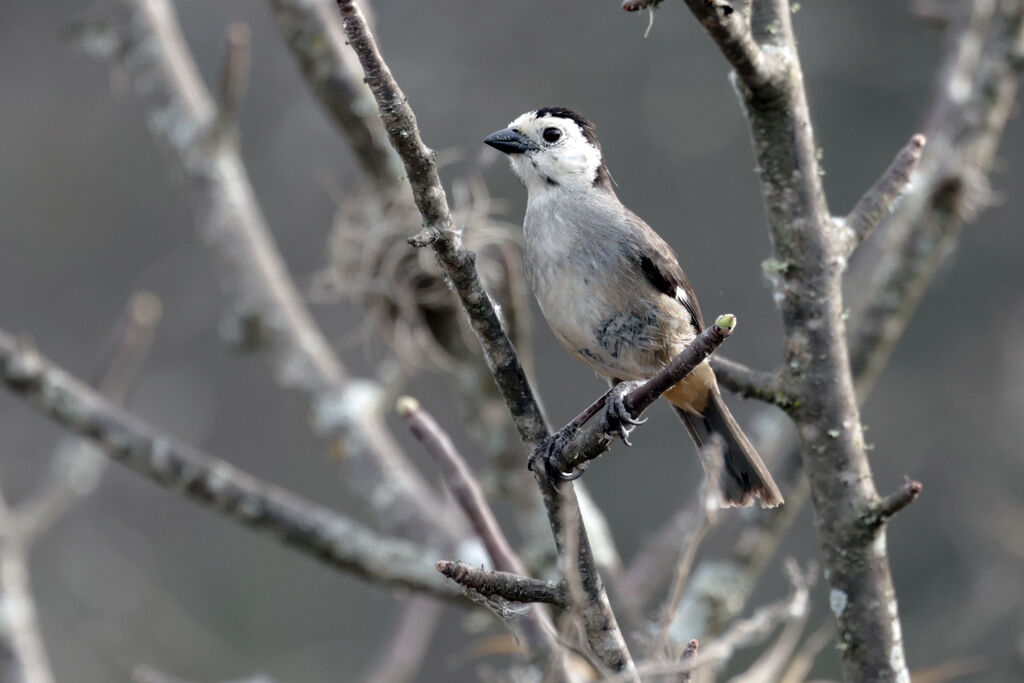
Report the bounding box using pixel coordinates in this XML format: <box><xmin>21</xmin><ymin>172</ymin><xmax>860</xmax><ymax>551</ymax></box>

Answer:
<box><xmin>555</xmin><ymin>462</ymin><xmax>588</xmax><ymax>481</ymax></box>
<box><xmin>605</xmin><ymin>380</ymin><xmax>649</xmax><ymax>445</ymax></box>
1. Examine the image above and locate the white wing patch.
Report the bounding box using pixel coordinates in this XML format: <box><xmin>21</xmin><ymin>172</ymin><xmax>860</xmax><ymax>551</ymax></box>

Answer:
<box><xmin>675</xmin><ymin>286</ymin><xmax>689</xmax><ymax>303</ymax></box>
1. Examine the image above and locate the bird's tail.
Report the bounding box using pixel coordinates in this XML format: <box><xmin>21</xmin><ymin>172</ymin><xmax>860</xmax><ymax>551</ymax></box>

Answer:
<box><xmin>673</xmin><ymin>392</ymin><xmax>784</xmax><ymax>509</ymax></box>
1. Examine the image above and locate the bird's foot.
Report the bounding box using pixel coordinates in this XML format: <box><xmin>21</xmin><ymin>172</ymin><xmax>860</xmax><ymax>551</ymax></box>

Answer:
<box><xmin>528</xmin><ymin>425</ymin><xmax>587</xmax><ymax>481</ymax></box>
<box><xmin>604</xmin><ymin>380</ymin><xmax>648</xmax><ymax>446</ymax></box>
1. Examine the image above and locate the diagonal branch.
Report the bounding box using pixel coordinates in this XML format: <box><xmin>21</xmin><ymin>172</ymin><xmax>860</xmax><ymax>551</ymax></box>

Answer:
<box><xmin>334</xmin><ymin>0</ymin><xmax>548</xmax><ymax>447</ymax></box>
<box><xmin>14</xmin><ymin>292</ymin><xmax>162</xmax><ymax>544</ymax></box>
<box><xmin>0</xmin><ymin>331</ymin><xmax>460</xmax><ymax>600</ymax></box>
<box><xmin>709</xmin><ymin>356</ymin><xmax>794</xmax><ymax>410</ymax></box>
<box><xmin>397</xmin><ymin>397</ymin><xmax>524</xmax><ymax>575</ymax></box>
<box><xmin>550</xmin><ymin>315</ymin><xmax>735</xmax><ymax>475</ymax></box>
<box><xmin>396</xmin><ymin>398</ymin><xmax>562</xmax><ymax>663</ymax></box>
<box><xmin>677</xmin><ymin>0</ymin><xmax>784</xmax><ymax>95</ymax></box>
<box><xmin>840</xmin><ymin>134</ymin><xmax>927</xmax><ymax>254</ymax></box>
<box><xmin>265</xmin><ymin>0</ymin><xmax>402</xmax><ymax>186</ymax></box>
<box><xmin>78</xmin><ymin>0</ymin><xmax>454</xmax><ymax>545</ymax></box>
<box><xmin>437</xmin><ymin>561</ymin><xmax>569</xmax><ymax>609</ymax></box>
<box><xmin>334</xmin><ymin>0</ymin><xmax>635</xmax><ymax>675</ymax></box>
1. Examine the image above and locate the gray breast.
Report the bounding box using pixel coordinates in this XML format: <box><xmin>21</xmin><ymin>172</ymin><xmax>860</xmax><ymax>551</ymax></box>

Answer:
<box><xmin>523</xmin><ymin>193</ymin><xmax>680</xmax><ymax>379</ymax></box>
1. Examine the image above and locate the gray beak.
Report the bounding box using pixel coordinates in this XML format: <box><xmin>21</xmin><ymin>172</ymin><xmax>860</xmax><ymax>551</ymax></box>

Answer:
<box><xmin>483</xmin><ymin>128</ymin><xmax>536</xmax><ymax>155</ymax></box>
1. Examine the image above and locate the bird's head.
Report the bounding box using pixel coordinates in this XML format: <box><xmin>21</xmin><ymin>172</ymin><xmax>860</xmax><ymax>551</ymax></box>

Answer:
<box><xmin>484</xmin><ymin>107</ymin><xmax>612</xmax><ymax>195</ymax></box>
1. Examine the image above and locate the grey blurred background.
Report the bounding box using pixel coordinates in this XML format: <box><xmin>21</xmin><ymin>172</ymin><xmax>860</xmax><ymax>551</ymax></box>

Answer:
<box><xmin>1</xmin><ymin>0</ymin><xmax>1022</xmax><ymax>681</ymax></box>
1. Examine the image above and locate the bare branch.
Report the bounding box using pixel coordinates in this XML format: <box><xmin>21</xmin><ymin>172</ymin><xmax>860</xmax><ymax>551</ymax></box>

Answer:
<box><xmin>334</xmin><ymin>1</ymin><xmax>634</xmax><ymax>674</ymax></box>
<box><xmin>79</xmin><ymin>0</ymin><xmax>454</xmax><ymax>544</ymax></box>
<box><xmin>778</xmin><ymin>619</ymin><xmax>835</xmax><ymax>683</ymax></box>
<box><xmin>841</xmin><ymin>134</ymin><xmax>927</xmax><ymax>254</ymax></box>
<box><xmin>437</xmin><ymin>561</ymin><xmax>568</xmax><ymax>609</ymax></box>
<box><xmin>0</xmin><ymin>497</ymin><xmax>54</xmax><ymax>683</ymax></box>
<box><xmin>335</xmin><ymin>0</ymin><xmax>549</xmax><ymax>448</ymax></box>
<box><xmin>358</xmin><ymin>596</ymin><xmax>442</xmax><ymax>683</ymax></box>
<box><xmin>397</xmin><ymin>398</ymin><xmax>564</xmax><ymax>667</ymax></box>
<box><xmin>15</xmin><ymin>292</ymin><xmax>162</xmax><ymax>543</ymax></box>
<box><xmin>678</xmin><ymin>0</ymin><xmax>784</xmax><ymax>95</ymax></box>
<box><xmin>679</xmin><ymin>639</ymin><xmax>699</xmax><ymax>683</ymax></box>
<box><xmin>551</xmin><ymin>314</ymin><xmax>736</xmax><ymax>476</ymax></box>
<box><xmin>610</xmin><ymin>562</ymin><xmax>815</xmax><ymax>682</ymax></box>
<box><xmin>665</xmin><ymin>0</ymin><xmax>1024</xmax><ymax>644</ymax></box>
<box><xmin>212</xmin><ymin>23</ymin><xmax>251</xmax><ymax>146</ymax></box>
<box><xmin>134</xmin><ymin>666</ymin><xmax>278</xmax><ymax>683</ymax></box>
<box><xmin>265</xmin><ymin>0</ymin><xmax>402</xmax><ymax>184</ymax></box>
<box><xmin>684</xmin><ymin>0</ymin><xmax>915</xmax><ymax>670</ymax></box>
<box><xmin>0</xmin><ymin>331</ymin><xmax>460</xmax><ymax>600</ymax></box>
<box><xmin>710</xmin><ymin>356</ymin><xmax>794</xmax><ymax>410</ymax></box>
<box><xmin>729</xmin><ymin>568</ymin><xmax>812</xmax><ymax>683</ymax></box>
<box><xmin>397</xmin><ymin>397</ymin><xmax>524</xmax><ymax>575</ymax></box>
<box><xmin>651</xmin><ymin>507</ymin><xmax>714</xmax><ymax>657</ymax></box>
<box><xmin>866</xmin><ymin>479</ymin><xmax>923</xmax><ymax>527</ymax></box>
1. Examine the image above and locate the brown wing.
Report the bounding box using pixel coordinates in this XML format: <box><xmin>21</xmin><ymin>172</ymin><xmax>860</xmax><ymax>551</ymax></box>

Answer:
<box><xmin>626</xmin><ymin>213</ymin><xmax>705</xmax><ymax>331</ymax></box>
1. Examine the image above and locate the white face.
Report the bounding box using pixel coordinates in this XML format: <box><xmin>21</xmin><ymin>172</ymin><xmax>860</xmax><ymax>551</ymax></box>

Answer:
<box><xmin>501</xmin><ymin>110</ymin><xmax>605</xmax><ymax>194</ymax></box>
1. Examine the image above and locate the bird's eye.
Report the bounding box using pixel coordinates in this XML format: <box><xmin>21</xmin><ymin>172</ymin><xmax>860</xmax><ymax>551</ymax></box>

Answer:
<box><xmin>542</xmin><ymin>128</ymin><xmax>562</xmax><ymax>143</ymax></box>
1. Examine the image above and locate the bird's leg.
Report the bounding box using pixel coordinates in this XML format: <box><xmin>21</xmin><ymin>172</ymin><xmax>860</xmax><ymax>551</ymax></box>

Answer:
<box><xmin>604</xmin><ymin>379</ymin><xmax>648</xmax><ymax>446</ymax></box>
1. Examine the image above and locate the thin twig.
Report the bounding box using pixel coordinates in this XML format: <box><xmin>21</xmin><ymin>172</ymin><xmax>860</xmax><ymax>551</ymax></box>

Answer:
<box><xmin>0</xmin><ymin>495</ymin><xmax>54</xmax><ymax>683</ymax></box>
<box><xmin>358</xmin><ymin>596</ymin><xmax>443</xmax><ymax>683</ymax></box>
<box><xmin>551</xmin><ymin>314</ymin><xmax>736</xmax><ymax>475</ymax></box>
<box><xmin>679</xmin><ymin>639</ymin><xmax>699</xmax><ymax>683</ymax></box>
<box><xmin>15</xmin><ymin>292</ymin><xmax>162</xmax><ymax>543</ymax></box>
<box><xmin>867</xmin><ymin>479</ymin><xmax>923</xmax><ymax>527</ymax></box>
<box><xmin>0</xmin><ymin>293</ymin><xmax>161</xmax><ymax>683</ymax></box>
<box><xmin>0</xmin><ymin>330</ymin><xmax>461</xmax><ymax>600</ymax></box>
<box><xmin>134</xmin><ymin>666</ymin><xmax>277</xmax><ymax>683</ymax></box>
<box><xmin>777</xmin><ymin>619</ymin><xmax>834</xmax><ymax>683</ymax></box>
<box><xmin>651</xmin><ymin>513</ymin><xmax>713</xmax><ymax>657</ymax></box>
<box><xmin>609</xmin><ymin>562</ymin><xmax>814</xmax><ymax>682</ymax></box>
<box><xmin>397</xmin><ymin>398</ymin><xmax>563</xmax><ymax>665</ymax></box>
<box><xmin>841</xmin><ymin>134</ymin><xmax>927</xmax><ymax>253</ymax></box>
<box><xmin>651</xmin><ymin>438</ymin><xmax>724</xmax><ymax>658</ymax></box>
<box><xmin>212</xmin><ymin>23</ymin><xmax>251</xmax><ymax>146</ymax></box>
<box><xmin>78</xmin><ymin>0</ymin><xmax>455</xmax><ymax>544</ymax></box>
<box><xmin>397</xmin><ymin>397</ymin><xmax>523</xmax><ymax>575</ymax></box>
<box><xmin>437</xmin><ymin>561</ymin><xmax>568</xmax><ymax>609</ymax></box>
<box><xmin>710</xmin><ymin>356</ymin><xmax>794</xmax><ymax>410</ymax></box>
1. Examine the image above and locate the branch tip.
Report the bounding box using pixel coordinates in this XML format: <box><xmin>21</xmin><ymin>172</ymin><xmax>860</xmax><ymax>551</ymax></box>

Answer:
<box><xmin>714</xmin><ymin>313</ymin><xmax>737</xmax><ymax>334</ymax></box>
<box><xmin>129</xmin><ymin>291</ymin><xmax>163</xmax><ymax>327</ymax></box>
<box><xmin>844</xmin><ymin>132</ymin><xmax>929</xmax><ymax>252</ymax></box>
<box><xmin>870</xmin><ymin>479</ymin><xmax>923</xmax><ymax>526</ymax></box>
<box><xmin>395</xmin><ymin>395</ymin><xmax>419</xmax><ymax>417</ymax></box>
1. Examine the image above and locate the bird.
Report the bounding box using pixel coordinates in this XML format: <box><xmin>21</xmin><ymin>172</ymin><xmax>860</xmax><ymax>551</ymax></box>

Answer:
<box><xmin>483</xmin><ymin>107</ymin><xmax>783</xmax><ymax>508</ymax></box>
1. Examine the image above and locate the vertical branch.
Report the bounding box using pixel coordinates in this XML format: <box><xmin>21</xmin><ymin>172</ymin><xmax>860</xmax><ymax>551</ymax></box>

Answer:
<box><xmin>682</xmin><ymin>0</ymin><xmax>933</xmax><ymax>678</ymax></box>
<box><xmin>0</xmin><ymin>493</ymin><xmax>54</xmax><ymax>683</ymax></box>
<box><xmin>678</xmin><ymin>0</ymin><xmax>1024</xmax><ymax>645</ymax></box>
